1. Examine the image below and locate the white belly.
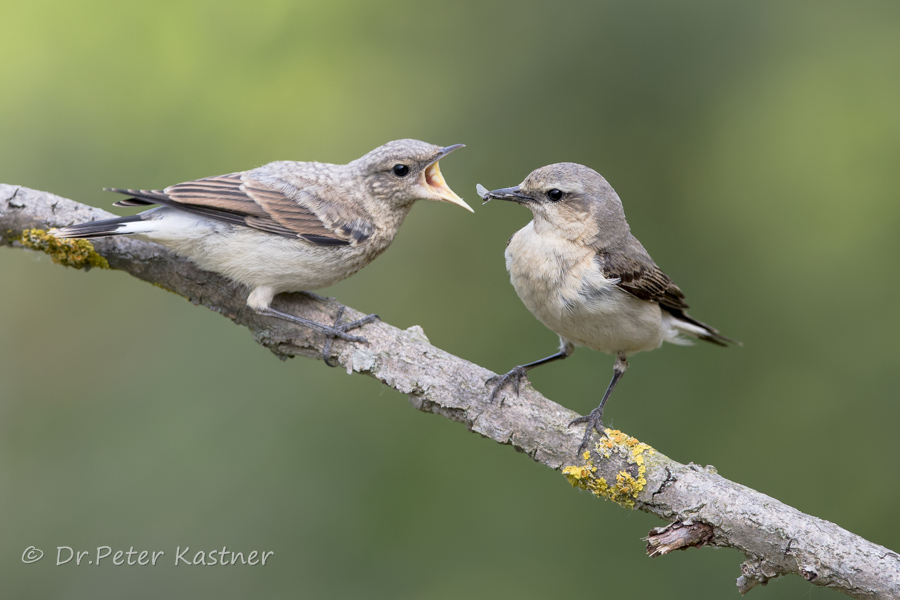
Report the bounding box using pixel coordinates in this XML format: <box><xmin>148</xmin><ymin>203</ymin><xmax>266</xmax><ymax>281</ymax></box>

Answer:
<box><xmin>506</xmin><ymin>222</ymin><xmax>665</xmax><ymax>354</ymax></box>
<box><xmin>133</xmin><ymin>209</ymin><xmax>377</xmax><ymax>294</ymax></box>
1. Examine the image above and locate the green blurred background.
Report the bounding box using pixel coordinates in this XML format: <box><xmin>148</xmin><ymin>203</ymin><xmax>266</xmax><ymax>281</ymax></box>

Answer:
<box><xmin>2</xmin><ymin>1</ymin><xmax>898</xmax><ymax>598</ymax></box>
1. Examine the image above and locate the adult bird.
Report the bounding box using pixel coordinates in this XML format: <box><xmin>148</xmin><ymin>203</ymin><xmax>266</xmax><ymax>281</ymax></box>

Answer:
<box><xmin>478</xmin><ymin>163</ymin><xmax>736</xmax><ymax>451</ymax></box>
<box><xmin>55</xmin><ymin>139</ymin><xmax>470</xmax><ymax>365</ymax></box>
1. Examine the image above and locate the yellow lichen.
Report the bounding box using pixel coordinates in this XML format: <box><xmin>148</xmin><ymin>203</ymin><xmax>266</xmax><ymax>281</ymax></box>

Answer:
<box><xmin>563</xmin><ymin>465</ymin><xmax>609</xmax><ymax>497</ymax></box>
<box><xmin>18</xmin><ymin>228</ymin><xmax>109</xmax><ymax>270</ymax></box>
<box><xmin>562</xmin><ymin>429</ymin><xmax>655</xmax><ymax>509</ymax></box>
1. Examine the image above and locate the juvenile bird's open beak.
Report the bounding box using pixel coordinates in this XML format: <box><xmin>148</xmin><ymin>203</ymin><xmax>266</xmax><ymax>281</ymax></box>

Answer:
<box><xmin>423</xmin><ymin>144</ymin><xmax>472</xmax><ymax>213</ymax></box>
<box><xmin>478</xmin><ymin>185</ymin><xmax>533</xmax><ymax>204</ymax></box>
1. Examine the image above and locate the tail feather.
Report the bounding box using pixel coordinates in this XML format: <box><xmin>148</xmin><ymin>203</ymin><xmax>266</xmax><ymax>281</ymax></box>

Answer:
<box><xmin>113</xmin><ymin>198</ymin><xmax>156</xmax><ymax>207</ymax></box>
<box><xmin>663</xmin><ymin>308</ymin><xmax>740</xmax><ymax>347</ymax></box>
<box><xmin>105</xmin><ymin>187</ymin><xmax>169</xmax><ymax>208</ymax></box>
<box><xmin>54</xmin><ymin>215</ymin><xmax>146</xmax><ymax>239</ymax></box>
<box><xmin>104</xmin><ymin>187</ymin><xmax>249</xmax><ymax>228</ymax></box>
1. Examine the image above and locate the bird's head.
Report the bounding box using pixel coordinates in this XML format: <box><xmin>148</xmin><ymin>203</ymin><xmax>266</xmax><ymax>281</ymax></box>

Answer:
<box><xmin>478</xmin><ymin>162</ymin><xmax>627</xmax><ymax>237</ymax></box>
<box><xmin>354</xmin><ymin>139</ymin><xmax>471</xmax><ymax>212</ymax></box>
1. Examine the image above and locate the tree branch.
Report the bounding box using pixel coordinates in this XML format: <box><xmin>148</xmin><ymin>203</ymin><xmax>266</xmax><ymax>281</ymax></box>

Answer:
<box><xmin>3</xmin><ymin>184</ymin><xmax>898</xmax><ymax>599</ymax></box>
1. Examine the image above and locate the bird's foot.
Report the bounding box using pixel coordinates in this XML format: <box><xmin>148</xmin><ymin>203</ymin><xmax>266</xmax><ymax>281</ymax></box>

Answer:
<box><xmin>257</xmin><ymin>304</ymin><xmax>378</xmax><ymax>367</ymax></box>
<box><xmin>568</xmin><ymin>407</ymin><xmax>609</xmax><ymax>454</ymax></box>
<box><xmin>485</xmin><ymin>366</ymin><xmax>529</xmax><ymax>405</ymax></box>
<box><xmin>322</xmin><ymin>306</ymin><xmax>380</xmax><ymax>367</ymax></box>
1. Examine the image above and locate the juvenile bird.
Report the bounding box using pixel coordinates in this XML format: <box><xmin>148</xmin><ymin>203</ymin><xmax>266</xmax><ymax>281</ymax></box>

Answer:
<box><xmin>55</xmin><ymin>139</ymin><xmax>469</xmax><ymax>364</ymax></box>
<box><xmin>478</xmin><ymin>163</ymin><xmax>735</xmax><ymax>451</ymax></box>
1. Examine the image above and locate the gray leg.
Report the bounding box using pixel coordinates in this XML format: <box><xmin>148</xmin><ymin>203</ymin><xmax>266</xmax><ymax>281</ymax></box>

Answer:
<box><xmin>569</xmin><ymin>352</ymin><xmax>628</xmax><ymax>452</ymax></box>
<box><xmin>487</xmin><ymin>340</ymin><xmax>575</xmax><ymax>405</ymax></box>
<box><xmin>256</xmin><ymin>304</ymin><xmax>379</xmax><ymax>367</ymax></box>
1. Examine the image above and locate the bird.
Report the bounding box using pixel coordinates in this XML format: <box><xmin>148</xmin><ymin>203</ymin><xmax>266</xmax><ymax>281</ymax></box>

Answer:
<box><xmin>477</xmin><ymin>163</ymin><xmax>736</xmax><ymax>451</ymax></box>
<box><xmin>54</xmin><ymin>139</ymin><xmax>470</xmax><ymax>365</ymax></box>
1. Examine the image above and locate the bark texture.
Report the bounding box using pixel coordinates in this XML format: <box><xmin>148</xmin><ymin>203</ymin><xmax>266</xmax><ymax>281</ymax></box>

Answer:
<box><xmin>2</xmin><ymin>184</ymin><xmax>898</xmax><ymax>598</ymax></box>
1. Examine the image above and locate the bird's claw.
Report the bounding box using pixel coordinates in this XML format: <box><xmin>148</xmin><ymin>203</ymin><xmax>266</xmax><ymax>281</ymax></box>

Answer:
<box><xmin>568</xmin><ymin>407</ymin><xmax>609</xmax><ymax>454</ymax></box>
<box><xmin>322</xmin><ymin>307</ymin><xmax>380</xmax><ymax>367</ymax></box>
<box><xmin>486</xmin><ymin>366</ymin><xmax>528</xmax><ymax>405</ymax></box>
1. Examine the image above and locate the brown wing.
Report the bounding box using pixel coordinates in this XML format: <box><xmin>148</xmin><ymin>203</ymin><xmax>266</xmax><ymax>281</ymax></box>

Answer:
<box><xmin>596</xmin><ymin>243</ymin><xmax>734</xmax><ymax>346</ymax></box>
<box><xmin>596</xmin><ymin>247</ymin><xmax>690</xmax><ymax>312</ymax></box>
<box><xmin>107</xmin><ymin>173</ymin><xmax>372</xmax><ymax>246</ymax></box>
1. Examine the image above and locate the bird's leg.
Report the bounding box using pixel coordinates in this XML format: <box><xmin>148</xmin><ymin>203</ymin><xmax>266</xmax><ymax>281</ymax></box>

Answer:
<box><xmin>256</xmin><ymin>304</ymin><xmax>379</xmax><ymax>367</ymax></box>
<box><xmin>320</xmin><ymin>306</ymin><xmax>380</xmax><ymax>367</ymax></box>
<box><xmin>569</xmin><ymin>352</ymin><xmax>628</xmax><ymax>453</ymax></box>
<box><xmin>487</xmin><ymin>341</ymin><xmax>574</xmax><ymax>405</ymax></box>
<box><xmin>291</xmin><ymin>291</ymin><xmax>381</xmax><ymax>364</ymax></box>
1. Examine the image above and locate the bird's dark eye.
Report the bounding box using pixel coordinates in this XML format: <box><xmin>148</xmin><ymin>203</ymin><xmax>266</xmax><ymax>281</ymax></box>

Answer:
<box><xmin>392</xmin><ymin>164</ymin><xmax>410</xmax><ymax>177</ymax></box>
<box><xmin>547</xmin><ymin>188</ymin><xmax>563</xmax><ymax>201</ymax></box>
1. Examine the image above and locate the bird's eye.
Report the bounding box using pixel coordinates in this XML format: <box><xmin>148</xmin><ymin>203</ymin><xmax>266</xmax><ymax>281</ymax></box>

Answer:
<box><xmin>547</xmin><ymin>189</ymin><xmax>563</xmax><ymax>201</ymax></box>
<box><xmin>392</xmin><ymin>164</ymin><xmax>410</xmax><ymax>177</ymax></box>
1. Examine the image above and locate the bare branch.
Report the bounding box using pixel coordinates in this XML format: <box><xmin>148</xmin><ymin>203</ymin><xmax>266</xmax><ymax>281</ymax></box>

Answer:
<box><xmin>3</xmin><ymin>184</ymin><xmax>898</xmax><ymax>599</ymax></box>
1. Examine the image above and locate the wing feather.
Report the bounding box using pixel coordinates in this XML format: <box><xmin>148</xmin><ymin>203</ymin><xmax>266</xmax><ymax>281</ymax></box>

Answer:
<box><xmin>594</xmin><ymin>237</ymin><xmax>735</xmax><ymax>346</ymax></box>
<box><xmin>106</xmin><ymin>171</ymin><xmax>374</xmax><ymax>247</ymax></box>
<box><xmin>597</xmin><ymin>248</ymin><xmax>689</xmax><ymax>312</ymax></box>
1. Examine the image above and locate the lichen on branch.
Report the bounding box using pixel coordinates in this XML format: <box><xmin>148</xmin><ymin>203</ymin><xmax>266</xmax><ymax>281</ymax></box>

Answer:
<box><xmin>18</xmin><ymin>228</ymin><xmax>109</xmax><ymax>269</ymax></box>
<box><xmin>563</xmin><ymin>429</ymin><xmax>654</xmax><ymax>509</ymax></box>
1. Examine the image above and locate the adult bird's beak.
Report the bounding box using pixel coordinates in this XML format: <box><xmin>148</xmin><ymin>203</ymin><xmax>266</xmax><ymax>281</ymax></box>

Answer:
<box><xmin>477</xmin><ymin>184</ymin><xmax>533</xmax><ymax>204</ymax></box>
<box><xmin>423</xmin><ymin>144</ymin><xmax>472</xmax><ymax>213</ymax></box>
